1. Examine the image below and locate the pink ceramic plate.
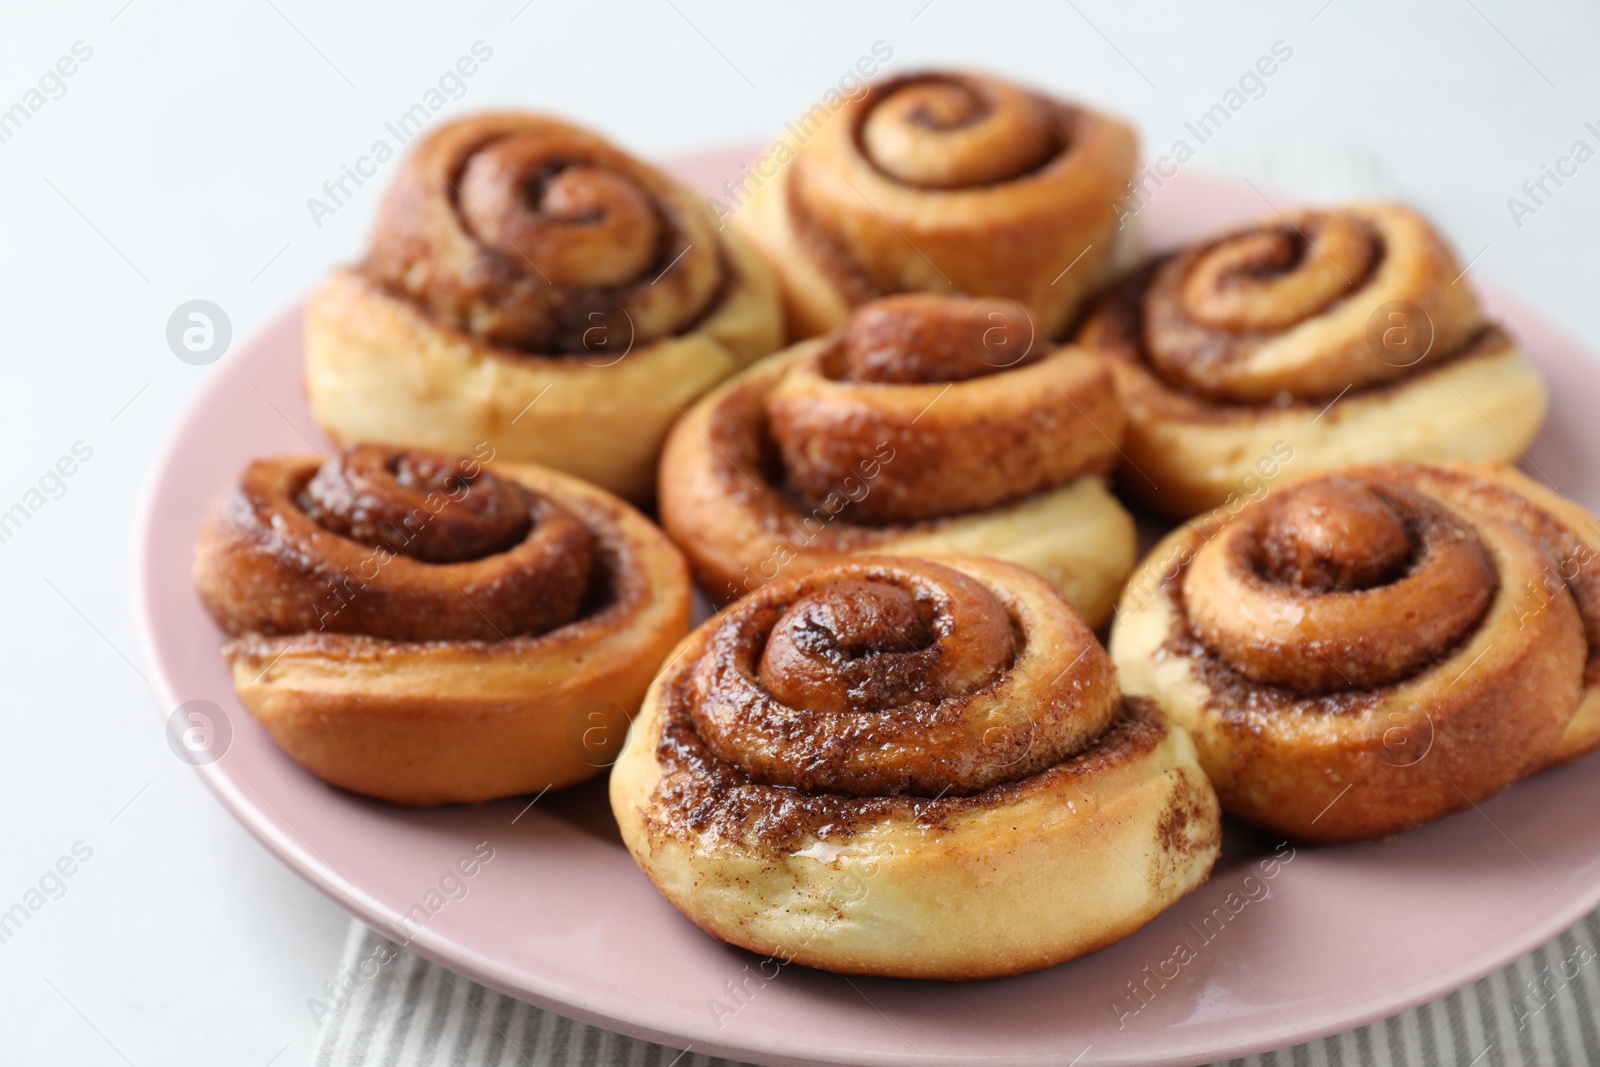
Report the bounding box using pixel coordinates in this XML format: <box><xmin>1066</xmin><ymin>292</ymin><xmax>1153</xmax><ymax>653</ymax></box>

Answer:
<box><xmin>133</xmin><ymin>151</ymin><xmax>1600</xmax><ymax>1067</ymax></box>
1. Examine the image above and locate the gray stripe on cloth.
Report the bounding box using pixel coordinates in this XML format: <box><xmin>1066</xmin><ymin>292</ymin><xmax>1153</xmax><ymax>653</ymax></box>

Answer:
<box><xmin>311</xmin><ymin>905</ymin><xmax>1600</xmax><ymax>1066</ymax></box>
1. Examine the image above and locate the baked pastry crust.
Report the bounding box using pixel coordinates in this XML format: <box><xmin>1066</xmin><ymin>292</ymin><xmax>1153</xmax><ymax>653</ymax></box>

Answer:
<box><xmin>193</xmin><ymin>447</ymin><xmax>691</xmax><ymax>805</ymax></box>
<box><xmin>657</xmin><ymin>295</ymin><xmax>1136</xmax><ymax>627</ymax></box>
<box><xmin>1078</xmin><ymin>202</ymin><xmax>1548</xmax><ymax>519</ymax></box>
<box><xmin>1406</xmin><ymin>464</ymin><xmax>1600</xmax><ymax>766</ymax></box>
<box><xmin>610</xmin><ymin>556</ymin><xmax>1220</xmax><ymax>979</ymax></box>
<box><xmin>305</xmin><ymin>112</ymin><xmax>784</xmax><ymax>503</ymax></box>
<box><xmin>1110</xmin><ymin>462</ymin><xmax>1591</xmax><ymax>842</ymax></box>
<box><xmin>736</xmin><ymin>70</ymin><xmax>1138</xmax><ymax>340</ymax></box>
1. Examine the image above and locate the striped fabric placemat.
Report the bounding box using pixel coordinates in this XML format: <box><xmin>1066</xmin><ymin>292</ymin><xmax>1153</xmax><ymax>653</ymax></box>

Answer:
<box><xmin>311</xmin><ymin>908</ymin><xmax>1600</xmax><ymax>1067</ymax></box>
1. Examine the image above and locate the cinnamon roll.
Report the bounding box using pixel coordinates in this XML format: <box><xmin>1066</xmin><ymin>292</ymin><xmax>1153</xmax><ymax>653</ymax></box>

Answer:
<box><xmin>1109</xmin><ymin>463</ymin><xmax>1592</xmax><ymax>843</ymax></box>
<box><xmin>192</xmin><ymin>444</ymin><xmax>691</xmax><ymax>805</ymax></box>
<box><xmin>737</xmin><ymin>70</ymin><xmax>1138</xmax><ymax>340</ymax></box>
<box><xmin>656</xmin><ymin>293</ymin><xmax>1136</xmax><ymax>627</ymax></box>
<box><xmin>305</xmin><ymin>112</ymin><xmax>784</xmax><ymax>503</ymax></box>
<box><xmin>1078</xmin><ymin>202</ymin><xmax>1548</xmax><ymax>519</ymax></box>
<box><xmin>610</xmin><ymin>556</ymin><xmax>1221</xmax><ymax>979</ymax></box>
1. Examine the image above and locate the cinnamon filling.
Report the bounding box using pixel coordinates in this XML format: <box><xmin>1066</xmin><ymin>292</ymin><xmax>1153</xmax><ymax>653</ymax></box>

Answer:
<box><xmin>458</xmin><ymin>146</ymin><xmax>662</xmax><ymax>289</ymax></box>
<box><xmin>217</xmin><ymin>446</ymin><xmax>600</xmax><ymax>641</ymax></box>
<box><xmin>650</xmin><ymin>687</ymin><xmax>1166</xmax><ymax>853</ymax></box>
<box><xmin>1182</xmin><ymin>476</ymin><xmax>1496</xmax><ymax>694</ymax></box>
<box><xmin>690</xmin><ymin>563</ymin><xmax>1032</xmax><ymax>797</ymax></box>
<box><xmin>762</xmin><ymin>294</ymin><xmax>1111</xmax><ymax>526</ymax></box>
<box><xmin>1176</xmin><ymin>216</ymin><xmax>1375</xmax><ymax>333</ymax></box>
<box><xmin>363</xmin><ymin>117</ymin><xmax>724</xmax><ymax>355</ymax></box>
<box><xmin>299</xmin><ymin>445</ymin><xmax>536</xmax><ymax>564</ymax></box>
<box><xmin>644</xmin><ymin>558</ymin><xmax>1146</xmax><ymax>851</ymax></box>
<box><xmin>858</xmin><ymin>74</ymin><xmax>1061</xmax><ymax>189</ymax></box>
<box><xmin>1135</xmin><ymin>214</ymin><xmax>1385</xmax><ymax>403</ymax></box>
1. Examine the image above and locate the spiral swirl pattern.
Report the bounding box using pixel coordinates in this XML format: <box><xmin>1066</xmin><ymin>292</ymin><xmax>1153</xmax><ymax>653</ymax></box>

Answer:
<box><xmin>684</xmin><ymin>558</ymin><xmax>1117</xmax><ymax>797</ymax></box>
<box><xmin>365</xmin><ymin>113</ymin><xmax>724</xmax><ymax>354</ymax></box>
<box><xmin>298</xmin><ymin>444</ymin><xmax>536</xmax><ymax>563</ymax></box>
<box><xmin>1075</xmin><ymin>201</ymin><xmax>1546</xmax><ymax>519</ymax></box>
<box><xmin>764</xmin><ymin>294</ymin><xmax>1122</xmax><ymax>524</ymax></box>
<box><xmin>859</xmin><ymin>75</ymin><xmax>1059</xmax><ymax>189</ymax></box>
<box><xmin>198</xmin><ymin>446</ymin><xmax>594</xmax><ymax>641</ymax></box>
<box><xmin>1135</xmin><ymin>205</ymin><xmax>1479</xmax><ymax>403</ymax></box>
<box><xmin>1184</xmin><ymin>477</ymin><xmax>1497</xmax><ymax>693</ymax></box>
<box><xmin>750</xmin><ymin>70</ymin><xmax>1137</xmax><ymax>339</ymax></box>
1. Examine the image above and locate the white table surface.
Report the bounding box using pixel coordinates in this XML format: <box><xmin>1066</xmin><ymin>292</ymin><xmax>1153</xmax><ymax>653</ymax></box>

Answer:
<box><xmin>2</xmin><ymin>2</ymin><xmax>1597</xmax><ymax>1063</ymax></box>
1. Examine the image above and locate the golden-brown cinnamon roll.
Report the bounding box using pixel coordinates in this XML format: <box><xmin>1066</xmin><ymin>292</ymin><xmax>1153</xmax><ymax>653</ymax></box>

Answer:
<box><xmin>610</xmin><ymin>556</ymin><xmax>1220</xmax><ymax>979</ymax></box>
<box><xmin>657</xmin><ymin>293</ymin><xmax>1136</xmax><ymax>626</ymax></box>
<box><xmin>1109</xmin><ymin>463</ymin><xmax>1592</xmax><ymax>843</ymax></box>
<box><xmin>736</xmin><ymin>70</ymin><xmax>1138</xmax><ymax>340</ymax></box>
<box><xmin>305</xmin><ymin>112</ymin><xmax>784</xmax><ymax>503</ymax></box>
<box><xmin>192</xmin><ymin>444</ymin><xmax>691</xmax><ymax>805</ymax></box>
<box><xmin>1078</xmin><ymin>202</ymin><xmax>1548</xmax><ymax>519</ymax></box>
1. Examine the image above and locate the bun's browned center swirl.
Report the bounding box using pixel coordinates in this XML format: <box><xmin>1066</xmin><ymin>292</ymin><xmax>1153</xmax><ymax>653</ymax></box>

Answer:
<box><xmin>739</xmin><ymin>70</ymin><xmax>1138</xmax><ymax>339</ymax></box>
<box><xmin>297</xmin><ymin>445</ymin><xmax>535</xmax><ymax>563</ymax></box>
<box><xmin>688</xmin><ymin>562</ymin><xmax>1115</xmax><ymax>798</ymax></box>
<box><xmin>1185</xmin><ymin>477</ymin><xmax>1497</xmax><ymax>694</ymax></box>
<box><xmin>639</xmin><ymin>558</ymin><xmax>1134</xmax><ymax>853</ymax></box>
<box><xmin>764</xmin><ymin>293</ymin><xmax>1118</xmax><ymax>525</ymax></box>
<box><xmin>1077</xmin><ymin>201</ymin><xmax>1547</xmax><ymax>519</ymax></box>
<box><xmin>1133</xmin><ymin>207</ymin><xmax>1475</xmax><ymax>404</ymax></box>
<box><xmin>199</xmin><ymin>445</ymin><xmax>595</xmax><ymax>642</ymax></box>
<box><xmin>1110</xmin><ymin>463</ymin><xmax>1589</xmax><ymax>843</ymax></box>
<box><xmin>610</xmin><ymin>556</ymin><xmax>1221</xmax><ymax>979</ymax></box>
<box><xmin>365</xmin><ymin>115</ymin><xmax>723</xmax><ymax>355</ymax></box>
<box><xmin>858</xmin><ymin>75</ymin><xmax>1059</xmax><ymax>189</ymax></box>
